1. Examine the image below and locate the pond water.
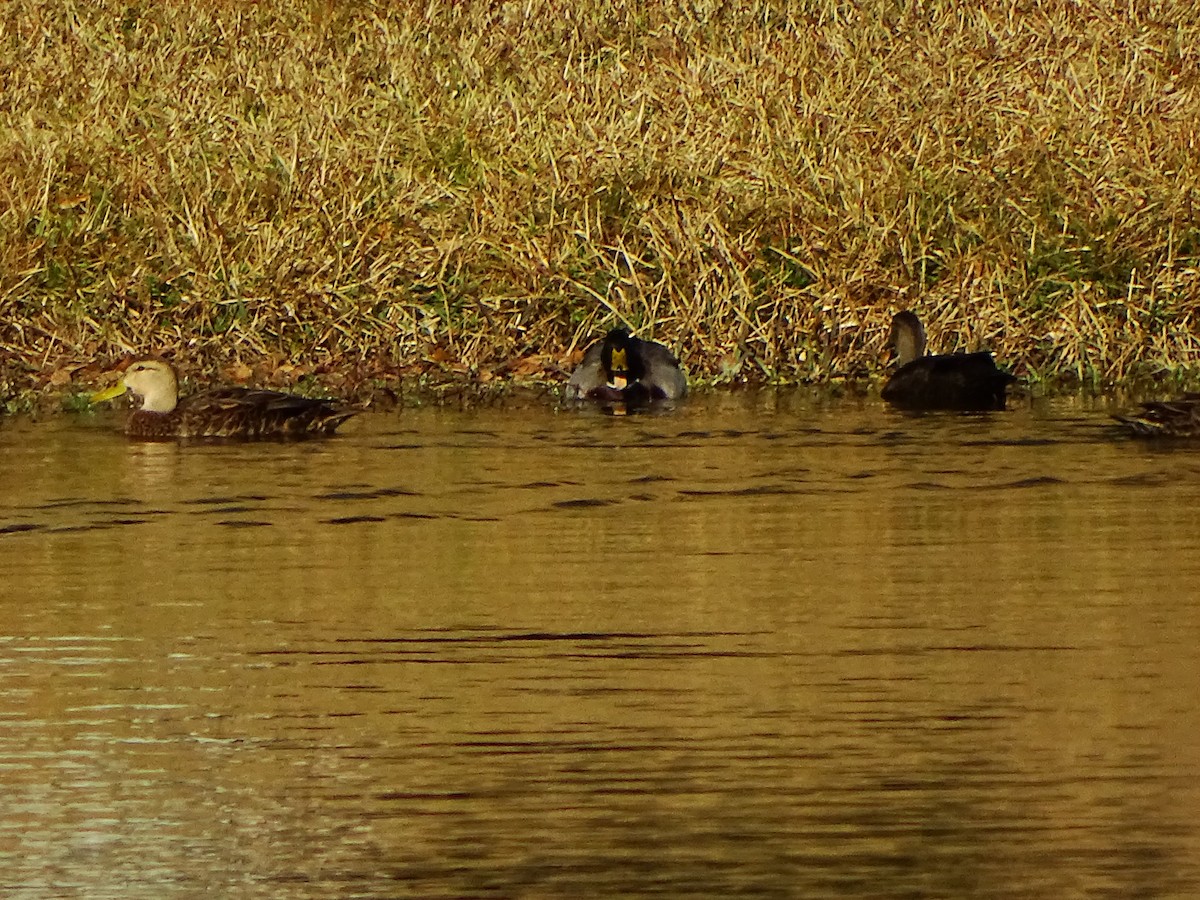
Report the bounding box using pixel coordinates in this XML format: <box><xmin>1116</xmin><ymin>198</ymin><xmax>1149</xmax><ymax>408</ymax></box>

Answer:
<box><xmin>2</xmin><ymin>390</ymin><xmax>1200</xmax><ymax>898</ymax></box>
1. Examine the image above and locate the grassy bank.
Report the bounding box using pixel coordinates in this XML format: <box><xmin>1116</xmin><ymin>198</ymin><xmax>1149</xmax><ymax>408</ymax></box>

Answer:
<box><xmin>2</xmin><ymin>0</ymin><xmax>1200</xmax><ymax>411</ymax></box>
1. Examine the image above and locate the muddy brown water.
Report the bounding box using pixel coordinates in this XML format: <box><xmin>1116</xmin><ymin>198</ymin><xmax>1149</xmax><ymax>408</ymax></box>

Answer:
<box><xmin>2</xmin><ymin>390</ymin><xmax>1200</xmax><ymax>898</ymax></box>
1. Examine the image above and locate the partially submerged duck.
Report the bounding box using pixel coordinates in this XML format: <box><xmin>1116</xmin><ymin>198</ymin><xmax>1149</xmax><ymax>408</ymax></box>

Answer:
<box><xmin>565</xmin><ymin>327</ymin><xmax>687</xmax><ymax>407</ymax></box>
<box><xmin>90</xmin><ymin>358</ymin><xmax>356</xmax><ymax>440</ymax></box>
<box><xmin>881</xmin><ymin>311</ymin><xmax>1016</xmax><ymax>411</ymax></box>
<box><xmin>1113</xmin><ymin>395</ymin><xmax>1200</xmax><ymax>438</ymax></box>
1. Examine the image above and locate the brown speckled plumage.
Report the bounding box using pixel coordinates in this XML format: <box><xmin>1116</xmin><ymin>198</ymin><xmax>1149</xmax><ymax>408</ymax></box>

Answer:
<box><xmin>1114</xmin><ymin>394</ymin><xmax>1200</xmax><ymax>438</ymax></box>
<box><xmin>92</xmin><ymin>359</ymin><xmax>356</xmax><ymax>440</ymax></box>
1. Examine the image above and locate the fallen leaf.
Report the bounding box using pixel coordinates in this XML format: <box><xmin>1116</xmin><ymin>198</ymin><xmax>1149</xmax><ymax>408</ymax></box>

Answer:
<box><xmin>505</xmin><ymin>355</ymin><xmax>552</xmax><ymax>377</ymax></box>
<box><xmin>224</xmin><ymin>362</ymin><xmax>253</xmax><ymax>383</ymax></box>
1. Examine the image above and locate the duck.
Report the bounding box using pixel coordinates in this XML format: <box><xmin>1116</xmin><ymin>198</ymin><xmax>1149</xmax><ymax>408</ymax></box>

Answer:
<box><xmin>1113</xmin><ymin>395</ymin><xmax>1200</xmax><ymax>438</ymax></box>
<box><xmin>881</xmin><ymin>310</ymin><xmax>1016</xmax><ymax>411</ymax></box>
<box><xmin>564</xmin><ymin>327</ymin><xmax>687</xmax><ymax>406</ymax></box>
<box><xmin>90</xmin><ymin>357</ymin><xmax>357</xmax><ymax>439</ymax></box>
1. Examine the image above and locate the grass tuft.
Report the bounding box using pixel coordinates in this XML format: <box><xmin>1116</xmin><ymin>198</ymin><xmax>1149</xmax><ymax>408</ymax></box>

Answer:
<box><xmin>3</xmin><ymin>0</ymin><xmax>1200</xmax><ymax>408</ymax></box>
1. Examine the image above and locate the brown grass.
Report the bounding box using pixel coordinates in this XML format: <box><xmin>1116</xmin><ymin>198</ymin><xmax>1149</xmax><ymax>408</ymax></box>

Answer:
<box><xmin>2</xmin><ymin>0</ymin><xmax>1200</xmax><ymax>410</ymax></box>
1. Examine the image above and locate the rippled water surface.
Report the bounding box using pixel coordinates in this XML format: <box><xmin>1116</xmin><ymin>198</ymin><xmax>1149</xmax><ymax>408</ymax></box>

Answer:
<box><xmin>3</xmin><ymin>391</ymin><xmax>1200</xmax><ymax>898</ymax></box>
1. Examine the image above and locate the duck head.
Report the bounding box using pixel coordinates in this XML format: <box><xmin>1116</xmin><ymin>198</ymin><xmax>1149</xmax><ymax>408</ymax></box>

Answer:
<box><xmin>888</xmin><ymin>311</ymin><xmax>927</xmax><ymax>366</ymax></box>
<box><xmin>91</xmin><ymin>358</ymin><xmax>180</xmax><ymax>413</ymax></box>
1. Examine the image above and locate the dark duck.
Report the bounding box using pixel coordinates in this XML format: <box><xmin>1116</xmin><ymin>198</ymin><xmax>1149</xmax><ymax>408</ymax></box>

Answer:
<box><xmin>881</xmin><ymin>311</ymin><xmax>1016</xmax><ymax>411</ymax></box>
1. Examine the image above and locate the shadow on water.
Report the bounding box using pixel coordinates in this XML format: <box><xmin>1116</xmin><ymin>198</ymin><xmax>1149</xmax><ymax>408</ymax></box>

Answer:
<box><xmin>2</xmin><ymin>389</ymin><xmax>1200</xmax><ymax>897</ymax></box>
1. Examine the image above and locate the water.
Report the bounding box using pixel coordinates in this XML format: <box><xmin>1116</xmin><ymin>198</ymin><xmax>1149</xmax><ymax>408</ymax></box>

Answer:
<box><xmin>2</xmin><ymin>391</ymin><xmax>1200</xmax><ymax>898</ymax></box>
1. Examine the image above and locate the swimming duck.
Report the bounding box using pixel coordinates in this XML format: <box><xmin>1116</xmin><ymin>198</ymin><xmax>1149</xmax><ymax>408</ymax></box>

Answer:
<box><xmin>881</xmin><ymin>311</ymin><xmax>1016</xmax><ymax>411</ymax></box>
<box><xmin>90</xmin><ymin>358</ymin><xmax>356</xmax><ymax>439</ymax></box>
<box><xmin>565</xmin><ymin>327</ymin><xmax>687</xmax><ymax>406</ymax></box>
<box><xmin>1113</xmin><ymin>395</ymin><xmax>1200</xmax><ymax>438</ymax></box>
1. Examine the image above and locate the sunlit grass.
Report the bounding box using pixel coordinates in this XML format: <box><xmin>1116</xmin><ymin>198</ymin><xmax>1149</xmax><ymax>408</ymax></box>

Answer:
<box><xmin>2</xmin><ymin>0</ymin><xmax>1199</xmax><ymax>409</ymax></box>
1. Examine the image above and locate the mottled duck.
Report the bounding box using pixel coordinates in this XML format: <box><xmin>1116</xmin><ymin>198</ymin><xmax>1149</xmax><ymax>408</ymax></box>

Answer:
<box><xmin>91</xmin><ymin>358</ymin><xmax>357</xmax><ymax>440</ymax></box>
<box><xmin>1113</xmin><ymin>395</ymin><xmax>1200</xmax><ymax>438</ymax></box>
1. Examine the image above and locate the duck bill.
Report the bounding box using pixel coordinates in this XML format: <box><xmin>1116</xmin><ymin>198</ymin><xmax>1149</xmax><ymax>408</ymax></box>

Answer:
<box><xmin>606</xmin><ymin>347</ymin><xmax>629</xmax><ymax>391</ymax></box>
<box><xmin>90</xmin><ymin>380</ymin><xmax>128</xmax><ymax>404</ymax></box>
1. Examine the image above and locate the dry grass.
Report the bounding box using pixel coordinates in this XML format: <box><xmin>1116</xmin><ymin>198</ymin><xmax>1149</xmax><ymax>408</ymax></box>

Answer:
<box><xmin>3</xmin><ymin>0</ymin><xmax>1200</xmax><ymax>409</ymax></box>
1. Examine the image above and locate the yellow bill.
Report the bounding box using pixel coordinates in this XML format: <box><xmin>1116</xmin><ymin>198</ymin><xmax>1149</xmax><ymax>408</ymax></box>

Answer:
<box><xmin>90</xmin><ymin>379</ymin><xmax>128</xmax><ymax>404</ymax></box>
<box><xmin>608</xmin><ymin>348</ymin><xmax>628</xmax><ymax>389</ymax></box>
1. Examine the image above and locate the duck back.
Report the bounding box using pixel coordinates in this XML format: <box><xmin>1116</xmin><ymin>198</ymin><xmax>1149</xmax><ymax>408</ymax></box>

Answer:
<box><xmin>882</xmin><ymin>352</ymin><xmax>1016</xmax><ymax>411</ymax></box>
<box><xmin>126</xmin><ymin>388</ymin><xmax>356</xmax><ymax>439</ymax></box>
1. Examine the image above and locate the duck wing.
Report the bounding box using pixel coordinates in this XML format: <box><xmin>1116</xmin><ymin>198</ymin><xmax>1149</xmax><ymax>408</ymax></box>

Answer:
<box><xmin>564</xmin><ymin>341</ymin><xmax>608</xmax><ymax>400</ymax></box>
<box><xmin>177</xmin><ymin>388</ymin><xmax>355</xmax><ymax>438</ymax></box>
<box><xmin>631</xmin><ymin>338</ymin><xmax>687</xmax><ymax>400</ymax></box>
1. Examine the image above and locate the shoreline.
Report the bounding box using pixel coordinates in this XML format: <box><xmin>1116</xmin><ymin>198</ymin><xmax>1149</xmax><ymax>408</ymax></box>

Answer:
<box><xmin>1</xmin><ymin>361</ymin><xmax>1183</xmax><ymax>422</ymax></box>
